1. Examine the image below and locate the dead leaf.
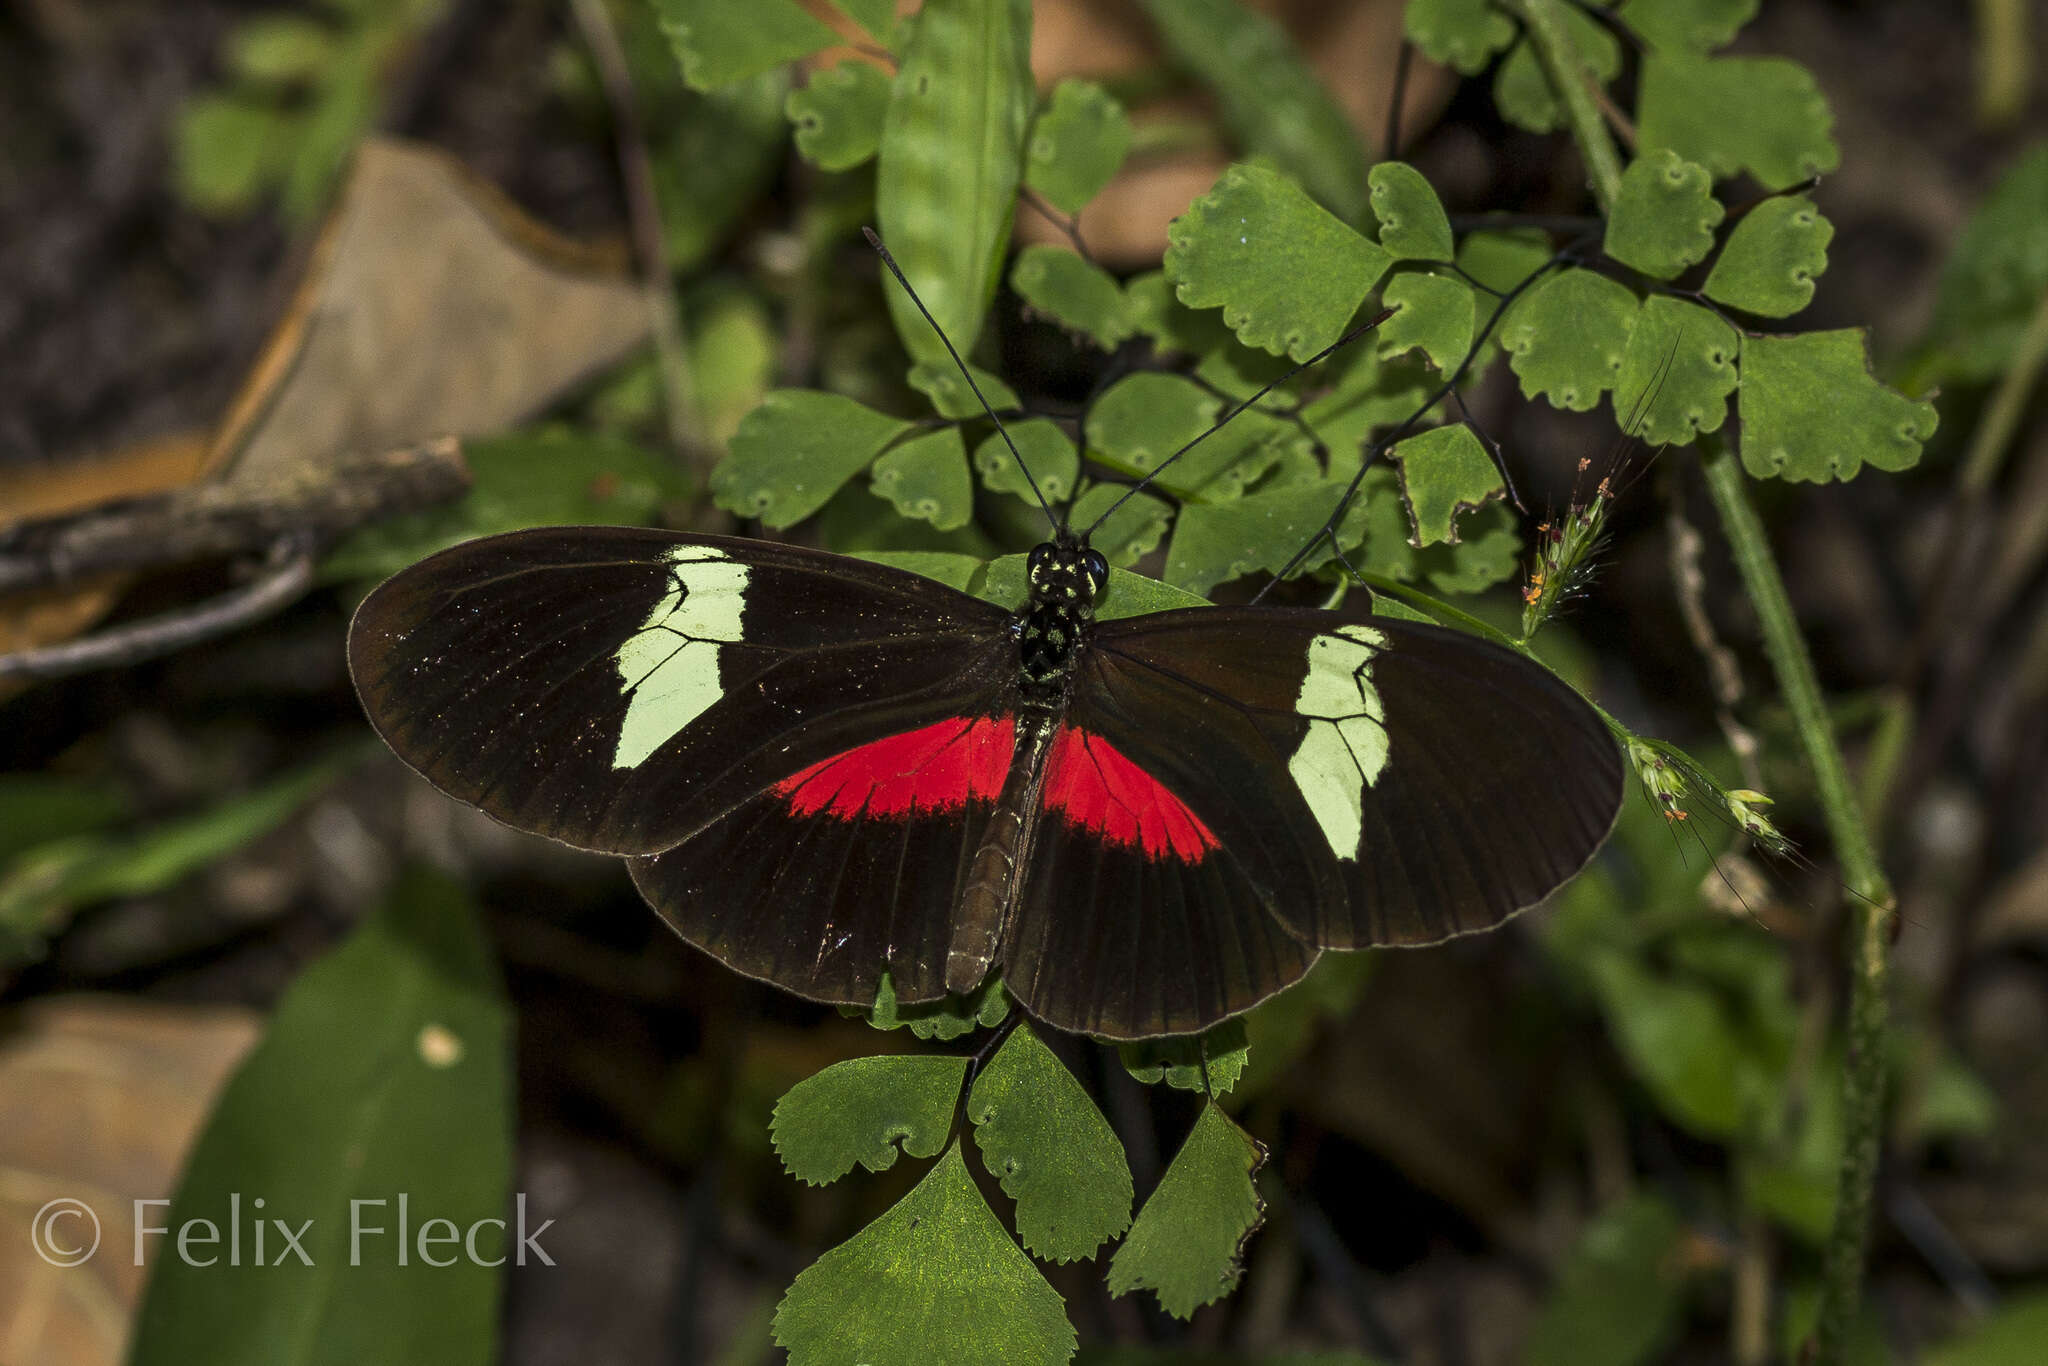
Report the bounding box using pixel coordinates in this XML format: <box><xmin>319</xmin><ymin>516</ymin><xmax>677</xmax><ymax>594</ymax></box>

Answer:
<box><xmin>0</xmin><ymin>997</ymin><xmax>261</xmax><ymax>1366</ymax></box>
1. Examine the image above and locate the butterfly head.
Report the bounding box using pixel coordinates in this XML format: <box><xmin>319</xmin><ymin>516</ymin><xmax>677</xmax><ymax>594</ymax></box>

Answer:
<box><xmin>1026</xmin><ymin>536</ymin><xmax>1108</xmax><ymax>610</ymax></box>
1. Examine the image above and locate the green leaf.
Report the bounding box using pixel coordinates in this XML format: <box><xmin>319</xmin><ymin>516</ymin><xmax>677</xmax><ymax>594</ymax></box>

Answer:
<box><xmin>1167</xmin><ymin>163</ymin><xmax>1390</xmax><ymax>362</ymax></box>
<box><xmin>1918</xmin><ymin>144</ymin><xmax>2048</xmax><ymax>383</ymax></box>
<box><xmin>1702</xmin><ymin>196</ymin><xmax>1832</xmax><ymax>317</ymax></box>
<box><xmin>1500</xmin><ymin>268</ymin><xmax>1640</xmax><ymax>411</ymax></box>
<box><xmin>1603</xmin><ymin>149</ymin><xmax>1725</xmax><ymax>280</ymax></box>
<box><xmin>976</xmin><ymin>419</ymin><xmax>1080</xmax><ymax>503</ymax></box>
<box><xmin>173</xmin><ymin>96</ymin><xmax>291</xmax><ymax>216</ymax></box>
<box><xmin>1924</xmin><ymin>1292</ymin><xmax>2048</xmax><ymax>1366</ymax></box>
<box><xmin>774</xmin><ymin>1144</ymin><xmax>1075</xmax><ymax>1366</ymax></box>
<box><xmin>969</xmin><ymin>1025</ymin><xmax>1133</xmax><ymax>1261</ymax></box>
<box><xmin>851</xmin><ymin>551</ymin><xmax>986</xmax><ymax>593</ymax></box>
<box><xmin>1118</xmin><ymin>1018</ymin><xmax>1249</xmax><ymax>1094</ymax></box>
<box><xmin>1390</xmin><ymin>424</ymin><xmax>1503</xmax><ymax>546</ymax></box>
<box><xmin>1107</xmin><ymin>1103</ymin><xmax>1265</xmax><ymax>1318</ymax></box>
<box><xmin>848</xmin><ymin>969</ymin><xmax>1012</xmax><ymax>1041</ymax></box>
<box><xmin>1085</xmin><ymin>372</ymin><xmax>1219</xmax><ymax>475</ymax></box>
<box><xmin>1125</xmin><ymin>269</ymin><xmax>1239</xmax><ymax>358</ymax></box>
<box><xmin>1012</xmin><ymin>245</ymin><xmax>1135</xmax><ymax>349</ymax></box>
<box><xmin>1612</xmin><ymin>296</ymin><xmax>1738</xmax><ymax>445</ymax></box>
<box><xmin>1069</xmin><ymin>483</ymin><xmax>1171</xmax><ymax>567</ymax></box>
<box><xmin>1585</xmin><ymin>946</ymin><xmax>1760</xmax><ymax>1137</ymax></box>
<box><xmin>1368</xmin><ymin>162</ymin><xmax>1453</xmax><ymax>260</ymax></box>
<box><xmin>871</xmin><ymin>427</ymin><xmax>974</xmax><ymax>529</ymax></box>
<box><xmin>1456</xmin><ymin>227</ymin><xmax>1555</xmax><ymax>294</ymax></box>
<box><xmin>713</xmin><ymin>390</ymin><xmax>911</xmax><ymax>527</ymax></box>
<box><xmin>826</xmin><ymin>0</ymin><xmax>897</xmax><ymax>43</ymax></box>
<box><xmin>0</xmin><ymin>776</ymin><xmax>130</xmax><ymax>864</ymax></box>
<box><xmin>1405</xmin><ymin>0</ymin><xmax>1516</xmax><ymax>75</ymax></box>
<box><xmin>128</xmin><ymin>868</ymin><xmax>511</xmax><ymax>1366</ymax></box>
<box><xmin>1137</xmin><ymin>0</ymin><xmax>1369</xmax><ymax>223</ymax></box>
<box><xmin>1376</xmin><ymin>270</ymin><xmax>1475</xmax><ymax>374</ymax></box>
<box><xmin>908</xmin><ymin>359</ymin><xmax>1021</xmax><ymax>420</ymax></box>
<box><xmin>1638</xmin><ymin>53</ymin><xmax>1840</xmax><ymax>189</ymax></box>
<box><xmin>660</xmin><ymin>70</ymin><xmax>791</xmax><ymax>271</ymax></box>
<box><xmin>876</xmin><ymin>0</ymin><xmax>1033</xmax><ymax>367</ymax></box>
<box><xmin>977</xmin><ymin>556</ymin><xmax>1209</xmax><ymax>619</ymax></box>
<box><xmin>1495</xmin><ymin>11</ymin><xmax>1622</xmax><ymax>133</ymax></box>
<box><xmin>225</xmin><ymin>15</ymin><xmax>334</xmax><ymax>82</ymax></box>
<box><xmin>1617</xmin><ymin>0</ymin><xmax>1758</xmax><ymax>54</ymax></box>
<box><xmin>771</xmin><ymin>1055</ymin><xmax>969</xmax><ymax>1185</ymax></box>
<box><xmin>1737</xmin><ymin>329</ymin><xmax>1938</xmax><ymax>482</ymax></box>
<box><xmin>1</xmin><ymin>752</ymin><xmax>359</xmax><ymax>961</ymax></box>
<box><xmin>1025</xmin><ymin>79</ymin><xmax>1132</xmax><ymax>215</ymax></box>
<box><xmin>323</xmin><ymin>431</ymin><xmax>692</xmax><ymax>582</ymax></box>
<box><xmin>1524</xmin><ymin>1195</ymin><xmax>1689</xmax><ymax>1366</ymax></box>
<box><xmin>653</xmin><ymin>0</ymin><xmax>836</xmax><ymax>90</ymax></box>
<box><xmin>1164</xmin><ymin>478</ymin><xmax>1367</xmax><ymax>596</ymax></box>
<box><xmin>786</xmin><ymin>60</ymin><xmax>890</xmax><ymax>171</ymax></box>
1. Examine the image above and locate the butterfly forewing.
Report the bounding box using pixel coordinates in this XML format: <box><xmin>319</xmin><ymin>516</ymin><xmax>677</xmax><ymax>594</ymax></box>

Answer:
<box><xmin>347</xmin><ymin>527</ymin><xmax>1015</xmax><ymax>855</ymax></box>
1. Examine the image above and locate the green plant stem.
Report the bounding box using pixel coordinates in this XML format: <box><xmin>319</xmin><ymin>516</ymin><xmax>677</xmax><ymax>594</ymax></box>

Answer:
<box><xmin>1701</xmin><ymin>440</ymin><xmax>1896</xmax><ymax>1365</ymax></box>
<box><xmin>1958</xmin><ymin>280</ymin><xmax>2048</xmax><ymax>495</ymax></box>
<box><xmin>1505</xmin><ymin>0</ymin><xmax>1626</xmax><ymax>210</ymax></box>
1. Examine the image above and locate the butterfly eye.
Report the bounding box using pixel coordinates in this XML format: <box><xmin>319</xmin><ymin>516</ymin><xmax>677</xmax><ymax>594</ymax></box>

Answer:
<box><xmin>1083</xmin><ymin>549</ymin><xmax>1108</xmax><ymax>591</ymax></box>
<box><xmin>1028</xmin><ymin>544</ymin><xmax>1053</xmax><ymax>578</ymax></box>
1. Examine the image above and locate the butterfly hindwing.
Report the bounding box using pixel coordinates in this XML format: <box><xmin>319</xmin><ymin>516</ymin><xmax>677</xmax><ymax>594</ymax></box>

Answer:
<box><xmin>992</xmin><ymin>607</ymin><xmax>1623</xmax><ymax>1035</ymax></box>
<box><xmin>347</xmin><ymin>527</ymin><xmax>1015</xmax><ymax>855</ymax></box>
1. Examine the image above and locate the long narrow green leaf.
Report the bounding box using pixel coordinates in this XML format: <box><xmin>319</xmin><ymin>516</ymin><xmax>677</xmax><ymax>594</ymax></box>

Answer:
<box><xmin>875</xmin><ymin>0</ymin><xmax>1033</xmax><ymax>367</ymax></box>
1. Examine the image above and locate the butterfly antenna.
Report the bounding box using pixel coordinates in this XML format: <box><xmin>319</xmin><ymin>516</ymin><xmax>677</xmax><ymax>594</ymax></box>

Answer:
<box><xmin>864</xmin><ymin>227</ymin><xmax>1060</xmax><ymax>534</ymax></box>
<box><xmin>1082</xmin><ymin>309</ymin><xmax>1396</xmax><ymax>539</ymax></box>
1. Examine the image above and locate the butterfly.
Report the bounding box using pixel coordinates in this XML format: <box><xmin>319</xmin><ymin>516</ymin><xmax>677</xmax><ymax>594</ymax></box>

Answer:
<box><xmin>348</xmin><ymin>237</ymin><xmax>1622</xmax><ymax>1040</ymax></box>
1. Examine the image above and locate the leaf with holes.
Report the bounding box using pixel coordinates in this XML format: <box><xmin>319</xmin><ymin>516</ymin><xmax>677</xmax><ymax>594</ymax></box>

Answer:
<box><xmin>1163</xmin><ymin>478</ymin><xmax>1371</xmax><ymax>596</ymax></box>
<box><xmin>1500</xmin><ymin>269</ymin><xmax>1640</xmax><ymax>412</ymax></box>
<box><xmin>876</xmin><ymin>0</ymin><xmax>1033</xmax><ymax>367</ymax></box>
<box><xmin>1166</xmin><ymin>164</ymin><xmax>1389</xmax><ymax>362</ymax></box>
<box><xmin>1137</xmin><ymin>0</ymin><xmax>1368</xmax><ymax>222</ymax></box>
<box><xmin>1391</xmin><ymin>424</ymin><xmax>1505</xmax><ymax>547</ymax></box>
<box><xmin>1107</xmin><ymin>1103</ymin><xmax>1265</xmax><ymax>1319</ymax></box>
<box><xmin>1124</xmin><ymin>270</ymin><xmax>1240</xmax><ymax>359</ymax></box>
<box><xmin>1496</xmin><ymin>8</ymin><xmax>1622</xmax><ymax>134</ymax></box>
<box><xmin>976</xmin><ymin>419</ymin><xmax>1079</xmax><ymax>503</ymax></box>
<box><xmin>1612</xmin><ymin>297</ymin><xmax>1738</xmax><ymax>445</ymax></box>
<box><xmin>1086</xmin><ymin>373</ymin><xmax>1221</xmax><ymax>477</ymax></box>
<box><xmin>871</xmin><ymin>427</ymin><xmax>973</xmax><ymax>529</ymax></box>
<box><xmin>1012</xmin><ymin>245</ymin><xmax>1134</xmax><ymax>350</ymax></box>
<box><xmin>786</xmin><ymin>61</ymin><xmax>890</xmax><ymax>171</ymax></box>
<box><xmin>968</xmin><ymin>1025</ymin><xmax>1133</xmax><ymax>1262</ymax></box>
<box><xmin>1639</xmin><ymin>53</ymin><xmax>1839</xmax><ymax>189</ymax></box>
<box><xmin>908</xmin><ymin>359</ymin><xmax>1020</xmax><ymax>421</ymax></box>
<box><xmin>770</xmin><ymin>1055</ymin><xmax>968</xmax><ymax>1186</ymax></box>
<box><xmin>1369</xmin><ymin>162</ymin><xmax>1454</xmax><ymax>260</ymax></box>
<box><xmin>1604</xmin><ymin>150</ymin><xmax>1725</xmax><ymax>280</ymax></box>
<box><xmin>714</xmin><ymin>390</ymin><xmax>910</xmax><ymax>527</ymax></box>
<box><xmin>773</xmin><ymin>1144</ymin><xmax>1074</xmax><ymax>1365</ymax></box>
<box><xmin>1738</xmin><ymin>330</ymin><xmax>1937</xmax><ymax>482</ymax></box>
<box><xmin>1703</xmin><ymin>197</ymin><xmax>1832</xmax><ymax>317</ymax></box>
<box><xmin>1406</xmin><ymin>0</ymin><xmax>1517</xmax><ymax>75</ymax></box>
<box><xmin>653</xmin><ymin>0</ymin><xmax>836</xmax><ymax>90</ymax></box>
<box><xmin>1069</xmin><ymin>483</ymin><xmax>1171</xmax><ymax>567</ymax></box>
<box><xmin>848</xmin><ymin>970</ymin><xmax>1012</xmax><ymax>1041</ymax></box>
<box><xmin>1024</xmin><ymin>79</ymin><xmax>1131</xmax><ymax>215</ymax></box>
<box><xmin>1377</xmin><ymin>271</ymin><xmax>1475</xmax><ymax>375</ymax></box>
<box><xmin>1118</xmin><ymin>1018</ymin><xmax>1249</xmax><ymax>1094</ymax></box>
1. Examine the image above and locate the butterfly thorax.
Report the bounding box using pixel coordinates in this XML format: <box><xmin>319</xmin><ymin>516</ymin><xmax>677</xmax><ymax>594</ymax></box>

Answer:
<box><xmin>1017</xmin><ymin>536</ymin><xmax>1109</xmax><ymax>693</ymax></box>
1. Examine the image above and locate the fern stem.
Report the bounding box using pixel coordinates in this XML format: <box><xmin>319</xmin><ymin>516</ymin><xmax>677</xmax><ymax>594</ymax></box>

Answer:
<box><xmin>1701</xmin><ymin>439</ymin><xmax>1896</xmax><ymax>1366</ymax></box>
<box><xmin>1506</xmin><ymin>0</ymin><xmax>1626</xmax><ymax>209</ymax></box>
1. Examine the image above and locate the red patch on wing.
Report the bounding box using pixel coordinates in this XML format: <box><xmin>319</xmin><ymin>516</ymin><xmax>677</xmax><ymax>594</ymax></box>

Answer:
<box><xmin>775</xmin><ymin>717</ymin><xmax>1014</xmax><ymax>818</ymax></box>
<box><xmin>1043</xmin><ymin>727</ymin><xmax>1217</xmax><ymax>862</ymax></box>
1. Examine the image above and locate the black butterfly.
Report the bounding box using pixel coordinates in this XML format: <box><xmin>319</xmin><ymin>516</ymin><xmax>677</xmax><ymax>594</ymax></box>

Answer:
<box><xmin>349</xmin><ymin>239</ymin><xmax>1621</xmax><ymax>1040</ymax></box>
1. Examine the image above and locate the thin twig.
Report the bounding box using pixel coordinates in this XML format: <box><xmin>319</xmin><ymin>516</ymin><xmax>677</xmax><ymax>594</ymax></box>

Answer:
<box><xmin>0</xmin><ymin>439</ymin><xmax>470</xmax><ymax>593</ymax></box>
<box><xmin>569</xmin><ymin>0</ymin><xmax>702</xmax><ymax>461</ymax></box>
<box><xmin>0</xmin><ymin>538</ymin><xmax>317</xmax><ymax>682</ymax></box>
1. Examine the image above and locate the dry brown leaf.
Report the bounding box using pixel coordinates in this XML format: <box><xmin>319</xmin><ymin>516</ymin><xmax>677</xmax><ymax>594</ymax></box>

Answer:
<box><xmin>0</xmin><ymin>997</ymin><xmax>261</xmax><ymax>1366</ymax></box>
<box><xmin>0</xmin><ymin>138</ymin><xmax>648</xmax><ymax>673</ymax></box>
